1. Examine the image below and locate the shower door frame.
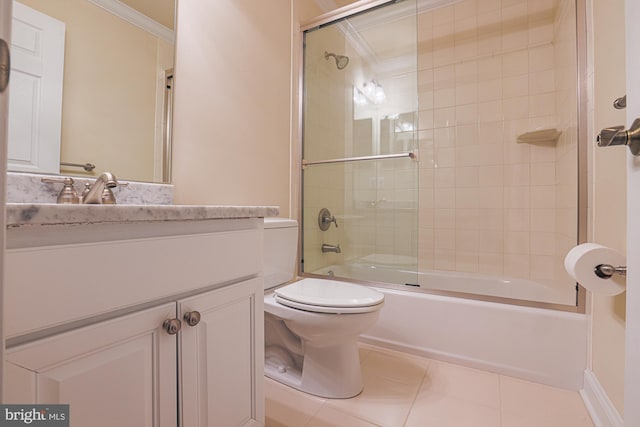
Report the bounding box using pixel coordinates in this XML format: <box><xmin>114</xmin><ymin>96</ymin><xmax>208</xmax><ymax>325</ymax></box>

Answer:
<box><xmin>295</xmin><ymin>0</ymin><xmax>588</xmax><ymax>314</ymax></box>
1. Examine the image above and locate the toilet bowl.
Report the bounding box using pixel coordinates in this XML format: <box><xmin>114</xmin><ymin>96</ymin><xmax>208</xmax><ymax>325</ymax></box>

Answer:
<box><xmin>263</xmin><ymin>218</ymin><xmax>384</xmax><ymax>398</ymax></box>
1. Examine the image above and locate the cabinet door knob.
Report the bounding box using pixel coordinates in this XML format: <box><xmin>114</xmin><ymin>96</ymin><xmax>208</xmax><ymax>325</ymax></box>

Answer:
<box><xmin>183</xmin><ymin>311</ymin><xmax>201</xmax><ymax>327</ymax></box>
<box><xmin>162</xmin><ymin>318</ymin><xmax>182</xmax><ymax>335</ymax></box>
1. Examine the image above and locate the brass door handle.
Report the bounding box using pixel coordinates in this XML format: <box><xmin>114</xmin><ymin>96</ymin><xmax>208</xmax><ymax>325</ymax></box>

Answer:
<box><xmin>0</xmin><ymin>38</ymin><xmax>10</xmax><ymax>93</ymax></box>
<box><xmin>597</xmin><ymin>118</ymin><xmax>640</xmax><ymax>156</ymax></box>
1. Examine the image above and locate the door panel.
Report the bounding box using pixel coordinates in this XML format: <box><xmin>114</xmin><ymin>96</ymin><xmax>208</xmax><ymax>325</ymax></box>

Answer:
<box><xmin>179</xmin><ymin>278</ymin><xmax>264</xmax><ymax>427</ymax></box>
<box><xmin>6</xmin><ymin>303</ymin><xmax>177</xmax><ymax>427</ymax></box>
<box><xmin>8</xmin><ymin>2</ymin><xmax>64</xmax><ymax>174</ymax></box>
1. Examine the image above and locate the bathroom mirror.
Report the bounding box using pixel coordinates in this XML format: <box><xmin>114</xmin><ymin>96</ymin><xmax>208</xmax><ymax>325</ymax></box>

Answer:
<box><xmin>7</xmin><ymin>0</ymin><xmax>176</xmax><ymax>183</ymax></box>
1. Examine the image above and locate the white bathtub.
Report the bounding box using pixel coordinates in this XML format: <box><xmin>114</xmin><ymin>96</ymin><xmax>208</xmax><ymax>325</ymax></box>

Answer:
<box><xmin>314</xmin><ymin>261</ymin><xmax>574</xmax><ymax>306</ymax></box>
<box><xmin>358</xmin><ymin>286</ymin><xmax>587</xmax><ymax>390</ymax></box>
<box><xmin>310</xmin><ymin>263</ymin><xmax>587</xmax><ymax>390</ymax></box>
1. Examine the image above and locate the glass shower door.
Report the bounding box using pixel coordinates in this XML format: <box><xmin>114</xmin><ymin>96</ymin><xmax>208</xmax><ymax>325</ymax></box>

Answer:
<box><xmin>301</xmin><ymin>0</ymin><xmax>419</xmax><ymax>286</ymax></box>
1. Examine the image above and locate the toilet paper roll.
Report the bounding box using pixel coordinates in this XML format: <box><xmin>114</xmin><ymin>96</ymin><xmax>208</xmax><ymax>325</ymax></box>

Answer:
<box><xmin>564</xmin><ymin>243</ymin><xmax>626</xmax><ymax>296</ymax></box>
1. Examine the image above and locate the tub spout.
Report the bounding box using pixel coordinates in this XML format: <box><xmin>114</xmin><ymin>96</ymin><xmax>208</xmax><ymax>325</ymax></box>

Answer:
<box><xmin>322</xmin><ymin>244</ymin><xmax>341</xmax><ymax>253</ymax></box>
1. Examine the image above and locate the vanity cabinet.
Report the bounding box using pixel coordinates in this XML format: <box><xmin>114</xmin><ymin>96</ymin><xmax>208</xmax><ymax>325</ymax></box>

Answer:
<box><xmin>5</xmin><ymin>278</ymin><xmax>264</xmax><ymax>427</ymax></box>
<box><xmin>4</xmin><ymin>215</ymin><xmax>271</xmax><ymax>427</ymax></box>
<box><xmin>6</xmin><ymin>303</ymin><xmax>178</xmax><ymax>426</ymax></box>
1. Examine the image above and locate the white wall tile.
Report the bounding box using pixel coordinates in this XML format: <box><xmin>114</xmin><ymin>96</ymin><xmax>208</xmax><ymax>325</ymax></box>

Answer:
<box><xmin>434</xmin><ymin>127</ymin><xmax>456</xmax><ymax>148</ymax></box>
<box><xmin>456</xmin><ymin>104</ymin><xmax>479</xmax><ymax>124</ymax></box>
<box><xmin>456</xmin><ymin>166</ymin><xmax>480</xmax><ymax>187</ymax></box>
<box><xmin>503</xmin><ymin>164</ymin><xmax>530</xmax><ymax>186</ymax></box>
<box><xmin>435</xmin><ymin>88</ymin><xmax>457</xmax><ymax>108</ymax></box>
<box><xmin>457</xmin><ymin>124</ymin><xmax>480</xmax><ymax>146</ymax></box>
<box><xmin>412</xmin><ymin>0</ymin><xmax>573</xmax><ymax>292</ymax></box>
<box><xmin>503</xmin><ymin>75</ymin><xmax>529</xmax><ymax>98</ymax></box>
<box><xmin>502</xmin><ymin>51</ymin><xmax>529</xmax><ymax>78</ymax></box>
<box><xmin>434</xmin><ymin>107</ymin><xmax>456</xmax><ymax>128</ymax></box>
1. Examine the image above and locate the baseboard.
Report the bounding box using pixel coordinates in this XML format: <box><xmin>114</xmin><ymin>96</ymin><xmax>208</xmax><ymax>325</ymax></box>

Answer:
<box><xmin>580</xmin><ymin>370</ymin><xmax>623</xmax><ymax>427</ymax></box>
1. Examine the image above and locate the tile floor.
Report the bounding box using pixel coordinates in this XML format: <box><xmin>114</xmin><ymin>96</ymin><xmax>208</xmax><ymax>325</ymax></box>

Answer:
<box><xmin>265</xmin><ymin>344</ymin><xmax>594</xmax><ymax>427</ymax></box>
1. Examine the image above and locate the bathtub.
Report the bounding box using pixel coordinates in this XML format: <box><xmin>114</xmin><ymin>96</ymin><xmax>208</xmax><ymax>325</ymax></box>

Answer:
<box><xmin>311</xmin><ymin>264</ymin><xmax>587</xmax><ymax>390</ymax></box>
<box><xmin>314</xmin><ymin>261</ymin><xmax>574</xmax><ymax>306</ymax></box>
<box><xmin>358</xmin><ymin>286</ymin><xmax>587</xmax><ymax>390</ymax></box>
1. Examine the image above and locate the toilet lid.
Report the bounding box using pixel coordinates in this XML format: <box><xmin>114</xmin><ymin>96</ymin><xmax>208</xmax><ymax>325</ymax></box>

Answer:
<box><xmin>274</xmin><ymin>279</ymin><xmax>384</xmax><ymax>309</ymax></box>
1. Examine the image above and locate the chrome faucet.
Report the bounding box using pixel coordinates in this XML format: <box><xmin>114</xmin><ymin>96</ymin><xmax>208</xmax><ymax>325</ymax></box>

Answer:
<box><xmin>322</xmin><ymin>244</ymin><xmax>341</xmax><ymax>254</ymax></box>
<box><xmin>81</xmin><ymin>172</ymin><xmax>119</xmax><ymax>204</ymax></box>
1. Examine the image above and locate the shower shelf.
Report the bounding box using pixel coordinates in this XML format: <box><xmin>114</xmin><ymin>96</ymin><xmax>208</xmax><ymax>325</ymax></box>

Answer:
<box><xmin>302</xmin><ymin>151</ymin><xmax>417</xmax><ymax>167</ymax></box>
<box><xmin>516</xmin><ymin>129</ymin><xmax>561</xmax><ymax>145</ymax></box>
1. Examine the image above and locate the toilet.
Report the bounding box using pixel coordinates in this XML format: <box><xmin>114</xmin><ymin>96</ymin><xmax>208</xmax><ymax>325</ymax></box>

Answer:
<box><xmin>263</xmin><ymin>218</ymin><xmax>384</xmax><ymax>399</ymax></box>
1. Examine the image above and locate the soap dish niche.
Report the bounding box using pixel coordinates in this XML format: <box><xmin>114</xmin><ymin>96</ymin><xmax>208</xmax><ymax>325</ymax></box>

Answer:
<box><xmin>516</xmin><ymin>128</ymin><xmax>561</xmax><ymax>145</ymax></box>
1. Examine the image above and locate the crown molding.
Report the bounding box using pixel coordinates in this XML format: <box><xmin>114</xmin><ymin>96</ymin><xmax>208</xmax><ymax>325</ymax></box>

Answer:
<box><xmin>87</xmin><ymin>0</ymin><xmax>174</xmax><ymax>43</ymax></box>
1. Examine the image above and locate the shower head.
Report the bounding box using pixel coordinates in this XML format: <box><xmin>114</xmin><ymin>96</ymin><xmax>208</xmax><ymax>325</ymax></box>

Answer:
<box><xmin>324</xmin><ymin>51</ymin><xmax>349</xmax><ymax>70</ymax></box>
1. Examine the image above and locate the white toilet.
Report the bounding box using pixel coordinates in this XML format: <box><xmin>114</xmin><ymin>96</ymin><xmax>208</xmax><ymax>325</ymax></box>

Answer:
<box><xmin>263</xmin><ymin>218</ymin><xmax>384</xmax><ymax>398</ymax></box>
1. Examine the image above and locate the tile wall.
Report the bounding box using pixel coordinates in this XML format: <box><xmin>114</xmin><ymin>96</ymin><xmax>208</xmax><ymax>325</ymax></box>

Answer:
<box><xmin>302</xmin><ymin>0</ymin><xmax>579</xmax><ymax>304</ymax></box>
<box><xmin>416</xmin><ymin>0</ymin><xmax>578</xmax><ymax>304</ymax></box>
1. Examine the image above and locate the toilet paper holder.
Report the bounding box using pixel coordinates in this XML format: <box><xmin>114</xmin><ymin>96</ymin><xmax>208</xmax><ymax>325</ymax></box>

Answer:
<box><xmin>594</xmin><ymin>264</ymin><xmax>627</xmax><ymax>279</ymax></box>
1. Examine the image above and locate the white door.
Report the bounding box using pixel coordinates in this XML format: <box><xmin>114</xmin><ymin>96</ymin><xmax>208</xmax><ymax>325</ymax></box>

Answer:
<box><xmin>5</xmin><ymin>303</ymin><xmax>178</xmax><ymax>427</ymax></box>
<box><xmin>179</xmin><ymin>278</ymin><xmax>264</xmax><ymax>427</ymax></box>
<box><xmin>8</xmin><ymin>2</ymin><xmax>64</xmax><ymax>174</ymax></box>
<box><xmin>624</xmin><ymin>0</ymin><xmax>640</xmax><ymax>425</ymax></box>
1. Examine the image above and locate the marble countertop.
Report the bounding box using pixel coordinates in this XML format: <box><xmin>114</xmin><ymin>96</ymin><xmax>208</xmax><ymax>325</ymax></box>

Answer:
<box><xmin>6</xmin><ymin>203</ymin><xmax>280</xmax><ymax>227</ymax></box>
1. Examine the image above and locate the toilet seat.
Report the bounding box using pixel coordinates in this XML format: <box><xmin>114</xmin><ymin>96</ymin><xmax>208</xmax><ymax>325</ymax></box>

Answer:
<box><xmin>274</xmin><ymin>279</ymin><xmax>384</xmax><ymax>314</ymax></box>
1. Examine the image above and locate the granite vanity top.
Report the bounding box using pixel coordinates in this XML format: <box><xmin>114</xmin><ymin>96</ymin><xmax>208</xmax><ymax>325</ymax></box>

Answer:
<box><xmin>6</xmin><ymin>203</ymin><xmax>280</xmax><ymax>227</ymax></box>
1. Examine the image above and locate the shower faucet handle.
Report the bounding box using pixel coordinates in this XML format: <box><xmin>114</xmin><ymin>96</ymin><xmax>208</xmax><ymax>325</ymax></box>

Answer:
<box><xmin>324</xmin><ymin>215</ymin><xmax>338</xmax><ymax>228</ymax></box>
<box><xmin>318</xmin><ymin>208</ymin><xmax>338</xmax><ymax>231</ymax></box>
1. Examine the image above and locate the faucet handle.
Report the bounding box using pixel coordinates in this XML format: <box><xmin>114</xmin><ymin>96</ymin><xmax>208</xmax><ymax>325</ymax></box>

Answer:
<box><xmin>41</xmin><ymin>177</ymin><xmax>80</xmax><ymax>204</ymax></box>
<box><xmin>101</xmin><ymin>181</ymin><xmax>129</xmax><ymax>205</ymax></box>
<box><xmin>318</xmin><ymin>208</ymin><xmax>338</xmax><ymax>230</ymax></box>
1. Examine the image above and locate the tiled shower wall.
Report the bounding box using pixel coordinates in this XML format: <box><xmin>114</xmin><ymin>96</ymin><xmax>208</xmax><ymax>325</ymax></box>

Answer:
<box><xmin>302</xmin><ymin>24</ymin><xmax>347</xmax><ymax>273</ymax></box>
<box><xmin>416</xmin><ymin>0</ymin><xmax>577</xmax><ymax>303</ymax></box>
<box><xmin>303</xmin><ymin>4</ymin><xmax>419</xmax><ymax>276</ymax></box>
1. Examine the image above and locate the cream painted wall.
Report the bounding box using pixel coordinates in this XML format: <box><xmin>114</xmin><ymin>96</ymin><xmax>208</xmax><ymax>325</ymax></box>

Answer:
<box><xmin>18</xmin><ymin>0</ymin><xmax>162</xmax><ymax>182</ymax></box>
<box><xmin>171</xmin><ymin>0</ymin><xmax>292</xmax><ymax>215</ymax></box>
<box><xmin>590</xmin><ymin>0</ymin><xmax>627</xmax><ymax>415</ymax></box>
<box><xmin>119</xmin><ymin>0</ymin><xmax>175</xmax><ymax>29</ymax></box>
<box><xmin>294</xmin><ymin>0</ymin><xmax>324</xmax><ymax>24</ymax></box>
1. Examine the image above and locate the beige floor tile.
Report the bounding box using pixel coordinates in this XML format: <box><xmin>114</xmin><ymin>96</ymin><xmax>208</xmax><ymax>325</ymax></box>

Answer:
<box><xmin>500</xmin><ymin>376</ymin><xmax>594</xmax><ymax>427</ymax></box>
<box><xmin>265</xmin><ymin>378</ymin><xmax>325</xmax><ymax>427</ymax></box>
<box><xmin>421</xmin><ymin>360</ymin><xmax>500</xmax><ymax>408</ymax></box>
<box><xmin>326</xmin><ymin>374</ymin><xmax>422</xmax><ymax>427</ymax></box>
<box><xmin>265</xmin><ymin>345</ymin><xmax>595</xmax><ymax>427</ymax></box>
<box><xmin>361</xmin><ymin>348</ymin><xmax>429</xmax><ymax>385</ymax></box>
<box><xmin>306</xmin><ymin>405</ymin><xmax>382</xmax><ymax>427</ymax></box>
<box><xmin>405</xmin><ymin>392</ymin><xmax>501</xmax><ymax>427</ymax></box>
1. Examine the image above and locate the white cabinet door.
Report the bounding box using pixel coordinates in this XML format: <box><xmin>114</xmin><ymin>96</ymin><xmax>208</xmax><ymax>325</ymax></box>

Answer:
<box><xmin>6</xmin><ymin>303</ymin><xmax>178</xmax><ymax>427</ymax></box>
<box><xmin>179</xmin><ymin>278</ymin><xmax>264</xmax><ymax>427</ymax></box>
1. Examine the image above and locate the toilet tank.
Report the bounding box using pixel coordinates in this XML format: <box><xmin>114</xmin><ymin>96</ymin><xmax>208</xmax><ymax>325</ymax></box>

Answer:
<box><xmin>264</xmin><ymin>218</ymin><xmax>298</xmax><ymax>290</ymax></box>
